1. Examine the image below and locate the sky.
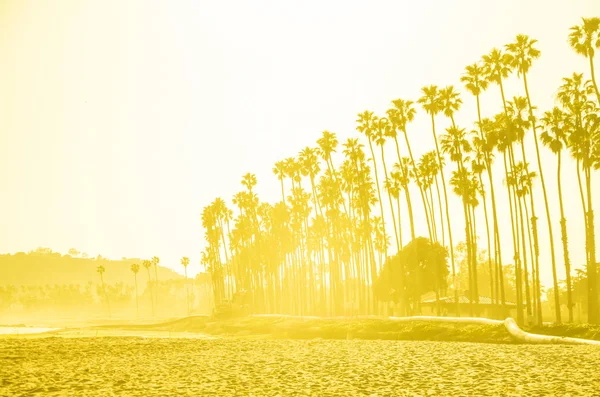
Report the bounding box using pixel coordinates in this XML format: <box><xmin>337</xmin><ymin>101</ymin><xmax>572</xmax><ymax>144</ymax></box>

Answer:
<box><xmin>1</xmin><ymin>0</ymin><xmax>599</xmax><ymax>286</ymax></box>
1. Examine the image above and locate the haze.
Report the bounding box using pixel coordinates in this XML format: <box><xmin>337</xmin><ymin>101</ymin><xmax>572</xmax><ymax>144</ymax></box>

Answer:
<box><xmin>1</xmin><ymin>0</ymin><xmax>597</xmax><ymax>285</ymax></box>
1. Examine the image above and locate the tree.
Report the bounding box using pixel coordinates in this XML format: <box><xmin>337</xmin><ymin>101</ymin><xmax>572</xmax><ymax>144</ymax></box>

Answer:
<box><xmin>372</xmin><ymin>115</ymin><xmax>401</xmax><ymax>251</ymax></box>
<box><xmin>97</xmin><ymin>265</ymin><xmax>111</xmax><ymax>318</ymax></box>
<box><xmin>387</xmin><ymin>98</ymin><xmax>430</xmax><ymax>241</ymax></box>
<box><xmin>151</xmin><ymin>256</ymin><xmax>160</xmax><ymax>312</ymax></box>
<box><xmin>506</xmin><ymin>34</ymin><xmax>560</xmax><ymax>323</ymax></box>
<box><xmin>357</xmin><ymin>111</ymin><xmax>388</xmax><ymax>257</ymax></box>
<box><xmin>68</xmin><ymin>248</ymin><xmax>79</xmax><ymax>257</ymax></box>
<box><xmin>375</xmin><ymin>237</ymin><xmax>448</xmax><ymax>315</ymax></box>
<box><xmin>131</xmin><ymin>263</ymin><xmax>140</xmax><ymax>317</ymax></box>
<box><xmin>142</xmin><ymin>259</ymin><xmax>155</xmax><ymax>316</ymax></box>
<box><xmin>559</xmin><ymin>72</ymin><xmax>599</xmax><ymax>323</ymax></box>
<box><xmin>181</xmin><ymin>257</ymin><xmax>190</xmax><ymax>315</ymax></box>
<box><xmin>273</xmin><ymin>160</ymin><xmax>287</xmax><ymax>203</ymax></box>
<box><xmin>418</xmin><ymin>85</ymin><xmax>458</xmax><ymax>314</ymax></box>
<box><xmin>569</xmin><ymin>17</ymin><xmax>600</xmax><ymax>103</ymax></box>
<box><xmin>541</xmin><ymin>107</ymin><xmax>574</xmax><ymax>322</ymax></box>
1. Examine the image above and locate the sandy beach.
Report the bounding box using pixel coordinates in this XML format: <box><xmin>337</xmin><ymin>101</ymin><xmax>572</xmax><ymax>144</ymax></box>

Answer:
<box><xmin>1</xmin><ymin>337</ymin><xmax>599</xmax><ymax>396</ymax></box>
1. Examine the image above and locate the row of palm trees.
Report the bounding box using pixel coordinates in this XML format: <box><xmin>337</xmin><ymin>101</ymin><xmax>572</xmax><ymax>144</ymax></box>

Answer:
<box><xmin>97</xmin><ymin>256</ymin><xmax>193</xmax><ymax>318</ymax></box>
<box><xmin>200</xmin><ymin>18</ymin><xmax>600</xmax><ymax>324</ymax></box>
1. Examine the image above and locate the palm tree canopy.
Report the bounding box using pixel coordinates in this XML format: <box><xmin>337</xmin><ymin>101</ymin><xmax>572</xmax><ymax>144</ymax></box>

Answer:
<box><xmin>440</xmin><ymin>126</ymin><xmax>472</xmax><ymax>163</ymax></box>
<box><xmin>439</xmin><ymin>85</ymin><xmax>463</xmax><ymax>119</ymax></box>
<box><xmin>181</xmin><ymin>257</ymin><xmax>190</xmax><ymax>267</ymax></box>
<box><xmin>568</xmin><ymin>17</ymin><xmax>600</xmax><ymax>58</ymax></box>
<box><xmin>131</xmin><ymin>263</ymin><xmax>140</xmax><ymax>274</ymax></box>
<box><xmin>388</xmin><ymin>98</ymin><xmax>416</xmax><ymax>132</ymax></box>
<box><xmin>481</xmin><ymin>48</ymin><xmax>513</xmax><ymax>84</ymax></box>
<box><xmin>272</xmin><ymin>160</ymin><xmax>286</xmax><ymax>181</ymax></box>
<box><xmin>505</xmin><ymin>34</ymin><xmax>541</xmax><ymax>76</ymax></box>
<box><xmin>418</xmin><ymin>85</ymin><xmax>442</xmax><ymax>116</ymax></box>
<box><xmin>461</xmin><ymin>62</ymin><xmax>489</xmax><ymax>96</ymax></box>
<box><xmin>97</xmin><ymin>265</ymin><xmax>105</xmax><ymax>275</ymax></box>
<box><xmin>316</xmin><ymin>130</ymin><xmax>338</xmax><ymax>160</ymax></box>
<box><xmin>540</xmin><ymin>107</ymin><xmax>568</xmax><ymax>154</ymax></box>
<box><xmin>356</xmin><ymin>111</ymin><xmax>376</xmax><ymax>139</ymax></box>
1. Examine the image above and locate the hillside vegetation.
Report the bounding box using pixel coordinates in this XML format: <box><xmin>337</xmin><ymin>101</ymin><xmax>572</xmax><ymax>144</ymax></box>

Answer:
<box><xmin>0</xmin><ymin>248</ymin><xmax>183</xmax><ymax>286</ymax></box>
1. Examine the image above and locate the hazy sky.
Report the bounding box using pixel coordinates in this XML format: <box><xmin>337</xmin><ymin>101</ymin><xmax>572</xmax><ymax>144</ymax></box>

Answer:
<box><xmin>1</xmin><ymin>0</ymin><xmax>598</xmax><ymax>285</ymax></box>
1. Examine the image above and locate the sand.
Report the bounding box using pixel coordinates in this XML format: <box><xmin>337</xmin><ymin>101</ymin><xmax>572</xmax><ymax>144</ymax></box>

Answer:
<box><xmin>1</xmin><ymin>337</ymin><xmax>599</xmax><ymax>396</ymax></box>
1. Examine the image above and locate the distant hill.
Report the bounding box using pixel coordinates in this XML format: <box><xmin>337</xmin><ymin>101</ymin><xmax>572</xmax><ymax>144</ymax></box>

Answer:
<box><xmin>0</xmin><ymin>248</ymin><xmax>184</xmax><ymax>286</ymax></box>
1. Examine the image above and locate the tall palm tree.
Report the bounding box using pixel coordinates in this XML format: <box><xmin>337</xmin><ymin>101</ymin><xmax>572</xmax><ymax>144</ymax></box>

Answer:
<box><xmin>387</xmin><ymin>99</ymin><xmax>430</xmax><ymax>241</ymax></box>
<box><xmin>461</xmin><ymin>62</ymin><xmax>501</xmax><ymax>304</ymax></box>
<box><xmin>357</xmin><ymin>111</ymin><xmax>388</xmax><ymax>257</ymax></box>
<box><xmin>569</xmin><ymin>17</ymin><xmax>600</xmax><ymax>103</ymax></box>
<box><xmin>559</xmin><ymin>73</ymin><xmax>599</xmax><ymax>323</ymax></box>
<box><xmin>142</xmin><ymin>259</ymin><xmax>155</xmax><ymax>316</ymax></box>
<box><xmin>273</xmin><ymin>160</ymin><xmax>287</xmax><ymax>203</ymax></box>
<box><xmin>373</xmin><ymin>116</ymin><xmax>400</xmax><ymax>251</ymax></box>
<box><xmin>131</xmin><ymin>263</ymin><xmax>140</xmax><ymax>318</ymax></box>
<box><xmin>418</xmin><ymin>85</ymin><xmax>458</xmax><ymax>313</ymax></box>
<box><xmin>540</xmin><ymin>107</ymin><xmax>574</xmax><ymax>322</ymax></box>
<box><xmin>506</xmin><ymin>34</ymin><xmax>560</xmax><ymax>323</ymax></box>
<box><xmin>97</xmin><ymin>265</ymin><xmax>111</xmax><ymax>318</ymax></box>
<box><xmin>181</xmin><ymin>256</ymin><xmax>190</xmax><ymax>315</ymax></box>
<box><xmin>151</xmin><ymin>256</ymin><xmax>160</xmax><ymax>312</ymax></box>
<box><xmin>440</xmin><ymin>125</ymin><xmax>478</xmax><ymax>306</ymax></box>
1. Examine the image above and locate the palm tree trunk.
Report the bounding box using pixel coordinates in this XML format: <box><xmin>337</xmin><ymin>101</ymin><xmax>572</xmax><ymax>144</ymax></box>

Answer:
<box><xmin>475</xmin><ymin>92</ymin><xmax>498</xmax><ymax>307</ymax></box>
<box><xmin>469</xmin><ymin>202</ymin><xmax>479</xmax><ymax>305</ymax></box>
<box><xmin>488</xmin><ymin>168</ymin><xmax>505</xmax><ymax>306</ymax></box>
<box><xmin>517</xmin><ymin>194</ymin><xmax>532</xmax><ymax>321</ymax></box>
<box><xmin>556</xmin><ymin>151</ymin><xmax>574</xmax><ymax>322</ymax></box>
<box><xmin>429</xmin><ymin>114</ymin><xmax>458</xmax><ymax>316</ymax></box>
<box><xmin>588</xmin><ymin>54</ymin><xmax>600</xmax><ymax>104</ymax></box>
<box><xmin>184</xmin><ymin>266</ymin><xmax>190</xmax><ymax>316</ymax></box>
<box><xmin>434</xmin><ymin>174</ymin><xmax>445</xmax><ymax>247</ymax></box>
<box><xmin>522</xmin><ymin>72</ymin><xmax>561</xmax><ymax>323</ymax></box>
<box><xmin>146</xmin><ymin>268</ymin><xmax>155</xmax><ymax>317</ymax></box>
<box><xmin>153</xmin><ymin>265</ymin><xmax>159</xmax><ymax>313</ymax></box>
<box><xmin>100</xmin><ymin>275</ymin><xmax>111</xmax><ymax>318</ymax></box>
<box><xmin>380</xmin><ymin>146</ymin><xmax>400</xmax><ymax>251</ymax></box>
<box><xmin>478</xmin><ymin>173</ymin><xmax>494</xmax><ymax>305</ymax></box>
<box><xmin>503</xmin><ymin>151</ymin><xmax>524</xmax><ymax>325</ymax></box>
<box><xmin>400</xmin><ymin>131</ymin><xmax>432</xmax><ymax>240</ymax></box>
<box><xmin>134</xmin><ymin>273</ymin><xmax>139</xmax><ymax>318</ymax></box>
<box><xmin>585</xmin><ymin>165</ymin><xmax>598</xmax><ymax>323</ymax></box>
<box><xmin>428</xmin><ymin>186</ymin><xmax>438</xmax><ymax>243</ymax></box>
<box><xmin>367</xmin><ymin>140</ymin><xmax>388</xmax><ymax>258</ymax></box>
<box><xmin>392</xmin><ymin>137</ymin><xmax>416</xmax><ymax>242</ymax></box>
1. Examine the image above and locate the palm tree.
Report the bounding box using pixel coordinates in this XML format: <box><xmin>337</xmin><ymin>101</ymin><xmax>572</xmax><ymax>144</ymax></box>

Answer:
<box><xmin>131</xmin><ymin>263</ymin><xmax>140</xmax><ymax>317</ymax></box>
<box><xmin>440</xmin><ymin>125</ymin><xmax>478</xmax><ymax>307</ymax></box>
<box><xmin>439</xmin><ymin>85</ymin><xmax>463</xmax><ymax>127</ymax></box>
<box><xmin>298</xmin><ymin>146</ymin><xmax>323</xmax><ymax>217</ymax></box>
<box><xmin>506</xmin><ymin>34</ymin><xmax>560</xmax><ymax>323</ymax></box>
<box><xmin>181</xmin><ymin>257</ymin><xmax>190</xmax><ymax>315</ymax></box>
<box><xmin>461</xmin><ymin>62</ymin><xmax>500</xmax><ymax>304</ymax></box>
<box><xmin>569</xmin><ymin>17</ymin><xmax>600</xmax><ymax>103</ymax></box>
<box><xmin>97</xmin><ymin>265</ymin><xmax>111</xmax><ymax>318</ymax></box>
<box><xmin>418</xmin><ymin>85</ymin><xmax>458</xmax><ymax>313</ymax></box>
<box><xmin>559</xmin><ymin>72</ymin><xmax>599</xmax><ymax>323</ymax></box>
<box><xmin>482</xmin><ymin>48</ymin><xmax>514</xmax><ymax>111</ymax></box>
<box><xmin>540</xmin><ymin>107</ymin><xmax>574</xmax><ymax>322</ymax></box>
<box><xmin>273</xmin><ymin>160</ymin><xmax>287</xmax><ymax>203</ymax></box>
<box><xmin>142</xmin><ymin>259</ymin><xmax>155</xmax><ymax>316</ymax></box>
<box><xmin>387</xmin><ymin>99</ymin><xmax>430</xmax><ymax>241</ymax></box>
<box><xmin>357</xmin><ymin>111</ymin><xmax>388</xmax><ymax>257</ymax></box>
<box><xmin>151</xmin><ymin>256</ymin><xmax>160</xmax><ymax>313</ymax></box>
<box><xmin>372</xmin><ymin>116</ymin><xmax>400</xmax><ymax>251</ymax></box>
